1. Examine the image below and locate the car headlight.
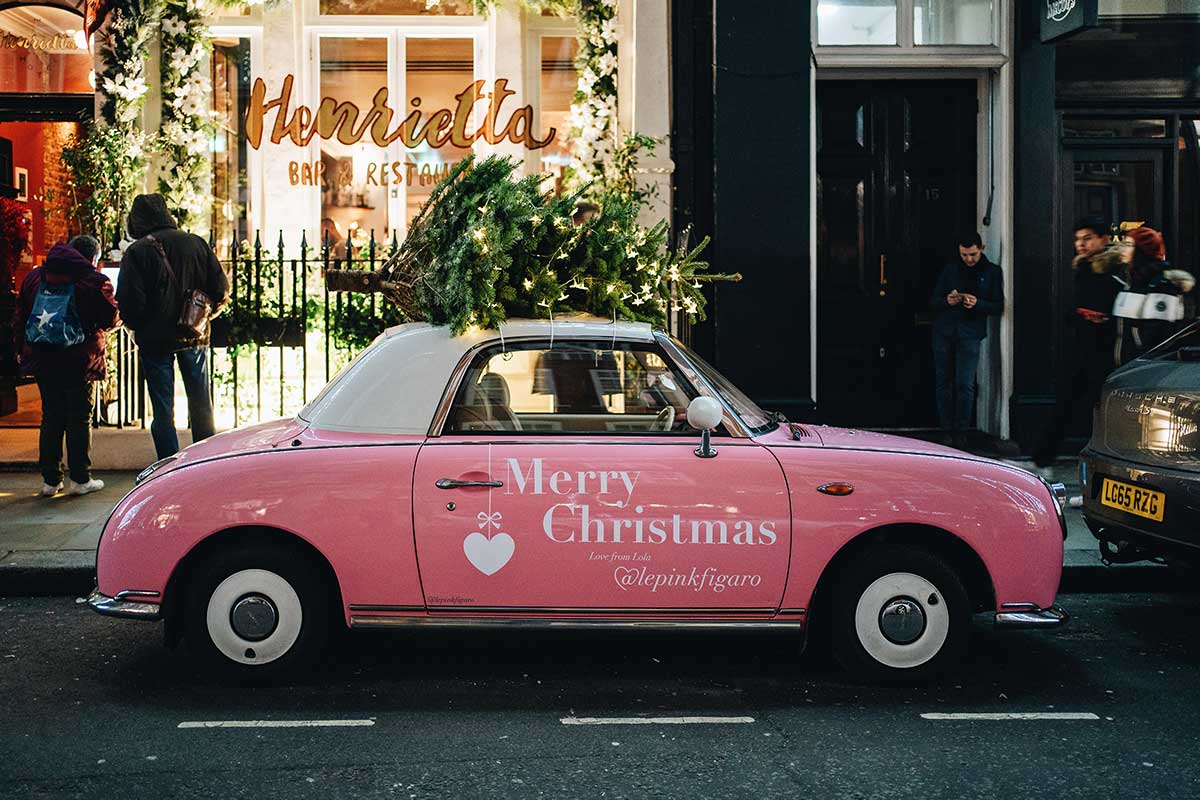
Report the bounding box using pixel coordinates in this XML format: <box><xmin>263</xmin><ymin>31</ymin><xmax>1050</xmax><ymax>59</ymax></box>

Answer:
<box><xmin>136</xmin><ymin>455</ymin><xmax>179</xmax><ymax>485</ymax></box>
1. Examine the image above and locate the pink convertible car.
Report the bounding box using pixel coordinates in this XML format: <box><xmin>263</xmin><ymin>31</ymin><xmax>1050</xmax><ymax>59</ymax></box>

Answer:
<box><xmin>89</xmin><ymin>319</ymin><xmax>1067</xmax><ymax>681</ymax></box>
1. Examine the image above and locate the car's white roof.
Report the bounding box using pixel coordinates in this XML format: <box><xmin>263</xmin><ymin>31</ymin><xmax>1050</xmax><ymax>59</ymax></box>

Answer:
<box><xmin>298</xmin><ymin>317</ymin><xmax>656</xmax><ymax>434</ymax></box>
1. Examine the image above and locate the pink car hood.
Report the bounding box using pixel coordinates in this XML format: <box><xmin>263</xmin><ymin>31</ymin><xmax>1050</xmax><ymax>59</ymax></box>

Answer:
<box><xmin>158</xmin><ymin>417</ymin><xmax>309</xmax><ymax>473</ymax></box>
<box><xmin>762</xmin><ymin>424</ymin><xmax>982</xmax><ymax>459</ymax></box>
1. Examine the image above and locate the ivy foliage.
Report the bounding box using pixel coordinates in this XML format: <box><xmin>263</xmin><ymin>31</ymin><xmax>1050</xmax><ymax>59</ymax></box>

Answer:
<box><xmin>375</xmin><ymin>155</ymin><xmax>717</xmax><ymax>336</ymax></box>
<box><xmin>62</xmin><ymin>124</ymin><xmax>148</xmax><ymax>251</ymax></box>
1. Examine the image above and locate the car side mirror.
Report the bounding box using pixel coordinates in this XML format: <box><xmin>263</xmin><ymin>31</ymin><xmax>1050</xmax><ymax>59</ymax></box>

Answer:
<box><xmin>687</xmin><ymin>396</ymin><xmax>723</xmax><ymax>459</ymax></box>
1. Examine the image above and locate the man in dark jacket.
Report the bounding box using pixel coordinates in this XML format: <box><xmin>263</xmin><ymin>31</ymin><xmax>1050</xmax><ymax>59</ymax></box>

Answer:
<box><xmin>1032</xmin><ymin>217</ymin><xmax>1124</xmax><ymax>467</ymax></box>
<box><xmin>116</xmin><ymin>194</ymin><xmax>229</xmax><ymax>459</ymax></box>
<box><xmin>929</xmin><ymin>232</ymin><xmax>1004</xmax><ymax>448</ymax></box>
<box><xmin>14</xmin><ymin>240</ymin><xmax>120</xmax><ymax>496</ymax></box>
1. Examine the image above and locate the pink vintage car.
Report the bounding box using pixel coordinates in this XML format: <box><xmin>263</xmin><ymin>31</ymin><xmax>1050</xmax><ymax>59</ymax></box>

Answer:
<box><xmin>88</xmin><ymin>319</ymin><xmax>1067</xmax><ymax>681</ymax></box>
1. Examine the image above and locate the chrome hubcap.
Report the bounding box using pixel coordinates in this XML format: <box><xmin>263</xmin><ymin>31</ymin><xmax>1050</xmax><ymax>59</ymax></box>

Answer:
<box><xmin>878</xmin><ymin>597</ymin><xmax>926</xmax><ymax>645</ymax></box>
<box><xmin>229</xmin><ymin>594</ymin><xmax>278</xmax><ymax>642</ymax></box>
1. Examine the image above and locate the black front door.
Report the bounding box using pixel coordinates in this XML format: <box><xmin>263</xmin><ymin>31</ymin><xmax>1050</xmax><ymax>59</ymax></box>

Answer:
<box><xmin>816</xmin><ymin>80</ymin><xmax>978</xmax><ymax>428</ymax></box>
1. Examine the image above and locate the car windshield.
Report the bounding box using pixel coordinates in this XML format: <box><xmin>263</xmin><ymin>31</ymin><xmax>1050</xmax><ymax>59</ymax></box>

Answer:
<box><xmin>667</xmin><ymin>336</ymin><xmax>775</xmax><ymax>434</ymax></box>
<box><xmin>1144</xmin><ymin>321</ymin><xmax>1200</xmax><ymax>362</ymax></box>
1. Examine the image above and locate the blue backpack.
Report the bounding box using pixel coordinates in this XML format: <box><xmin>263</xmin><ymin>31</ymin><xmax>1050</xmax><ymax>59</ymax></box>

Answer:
<box><xmin>25</xmin><ymin>276</ymin><xmax>85</xmax><ymax>348</ymax></box>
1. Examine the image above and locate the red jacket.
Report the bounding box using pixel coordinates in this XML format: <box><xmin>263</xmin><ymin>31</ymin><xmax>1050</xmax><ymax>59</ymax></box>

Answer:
<box><xmin>14</xmin><ymin>243</ymin><xmax>121</xmax><ymax>381</ymax></box>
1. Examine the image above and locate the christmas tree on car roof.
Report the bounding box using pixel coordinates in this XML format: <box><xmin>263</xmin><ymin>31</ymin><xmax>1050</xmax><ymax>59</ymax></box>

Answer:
<box><xmin>325</xmin><ymin>155</ymin><xmax>733</xmax><ymax>335</ymax></box>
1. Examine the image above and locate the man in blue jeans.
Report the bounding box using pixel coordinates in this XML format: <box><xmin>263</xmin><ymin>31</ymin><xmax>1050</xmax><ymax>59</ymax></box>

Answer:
<box><xmin>929</xmin><ymin>233</ymin><xmax>1004</xmax><ymax>449</ymax></box>
<box><xmin>116</xmin><ymin>195</ymin><xmax>229</xmax><ymax>459</ymax></box>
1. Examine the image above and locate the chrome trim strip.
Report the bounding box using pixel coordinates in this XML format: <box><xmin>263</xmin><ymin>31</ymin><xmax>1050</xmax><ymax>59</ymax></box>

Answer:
<box><xmin>350</xmin><ymin>616</ymin><xmax>803</xmax><ymax>631</ymax></box>
<box><xmin>424</xmin><ymin>605</ymin><xmax>779</xmax><ymax>615</ymax></box>
<box><xmin>86</xmin><ymin>589</ymin><xmax>162</xmax><ymax>621</ymax></box>
<box><xmin>347</xmin><ymin>604</ymin><xmax>427</xmax><ymax>612</ymax></box>
<box><xmin>115</xmin><ymin>589</ymin><xmax>161</xmax><ymax>600</ymax></box>
<box><xmin>994</xmin><ymin>605</ymin><xmax>1068</xmax><ymax>629</ymax></box>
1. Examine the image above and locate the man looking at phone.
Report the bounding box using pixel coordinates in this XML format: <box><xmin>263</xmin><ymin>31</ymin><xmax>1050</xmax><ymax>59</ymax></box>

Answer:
<box><xmin>929</xmin><ymin>232</ymin><xmax>1004</xmax><ymax>449</ymax></box>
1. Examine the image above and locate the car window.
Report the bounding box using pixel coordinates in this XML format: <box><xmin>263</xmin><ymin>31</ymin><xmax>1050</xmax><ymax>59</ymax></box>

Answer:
<box><xmin>666</xmin><ymin>336</ymin><xmax>775</xmax><ymax>433</ymax></box>
<box><xmin>445</xmin><ymin>341</ymin><xmax>700</xmax><ymax>435</ymax></box>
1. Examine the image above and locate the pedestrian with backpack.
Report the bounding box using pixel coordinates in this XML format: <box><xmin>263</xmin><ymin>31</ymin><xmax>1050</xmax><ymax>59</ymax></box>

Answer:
<box><xmin>116</xmin><ymin>194</ymin><xmax>228</xmax><ymax>460</ymax></box>
<box><xmin>13</xmin><ymin>236</ymin><xmax>120</xmax><ymax>496</ymax></box>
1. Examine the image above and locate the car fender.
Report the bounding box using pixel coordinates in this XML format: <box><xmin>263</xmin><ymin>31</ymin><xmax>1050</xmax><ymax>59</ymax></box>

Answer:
<box><xmin>768</xmin><ymin>446</ymin><xmax>1063</xmax><ymax>614</ymax></box>
<box><xmin>96</xmin><ymin>441</ymin><xmax>426</xmax><ymax>622</ymax></box>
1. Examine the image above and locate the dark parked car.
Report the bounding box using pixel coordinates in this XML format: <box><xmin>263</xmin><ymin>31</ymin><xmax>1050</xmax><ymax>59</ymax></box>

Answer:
<box><xmin>1081</xmin><ymin>321</ymin><xmax>1200</xmax><ymax>566</ymax></box>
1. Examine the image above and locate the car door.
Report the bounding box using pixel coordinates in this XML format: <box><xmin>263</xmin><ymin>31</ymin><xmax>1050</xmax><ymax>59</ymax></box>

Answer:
<box><xmin>411</xmin><ymin>338</ymin><xmax>792</xmax><ymax>615</ymax></box>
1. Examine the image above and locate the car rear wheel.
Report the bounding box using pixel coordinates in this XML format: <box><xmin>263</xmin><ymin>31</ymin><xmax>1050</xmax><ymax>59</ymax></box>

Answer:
<box><xmin>184</xmin><ymin>544</ymin><xmax>333</xmax><ymax>680</ymax></box>
<box><xmin>829</xmin><ymin>546</ymin><xmax>970</xmax><ymax>682</ymax></box>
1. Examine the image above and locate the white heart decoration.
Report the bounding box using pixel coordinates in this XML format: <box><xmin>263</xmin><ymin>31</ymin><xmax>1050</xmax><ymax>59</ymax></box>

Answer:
<box><xmin>463</xmin><ymin>531</ymin><xmax>515</xmax><ymax>576</ymax></box>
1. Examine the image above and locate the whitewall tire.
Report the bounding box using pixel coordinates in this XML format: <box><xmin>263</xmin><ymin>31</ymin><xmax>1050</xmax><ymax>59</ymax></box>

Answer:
<box><xmin>185</xmin><ymin>544</ymin><xmax>333</xmax><ymax>680</ymax></box>
<box><xmin>830</xmin><ymin>546</ymin><xmax>970</xmax><ymax>682</ymax></box>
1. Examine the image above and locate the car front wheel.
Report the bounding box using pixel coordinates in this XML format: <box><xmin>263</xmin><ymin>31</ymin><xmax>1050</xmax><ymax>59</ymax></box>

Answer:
<box><xmin>184</xmin><ymin>544</ymin><xmax>332</xmax><ymax>680</ymax></box>
<box><xmin>829</xmin><ymin>546</ymin><xmax>970</xmax><ymax>682</ymax></box>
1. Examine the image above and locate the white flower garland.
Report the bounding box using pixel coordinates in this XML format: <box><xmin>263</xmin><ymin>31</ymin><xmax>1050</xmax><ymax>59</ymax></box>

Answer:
<box><xmin>101</xmin><ymin>8</ymin><xmax>154</xmax><ymax>125</ymax></box>
<box><xmin>157</xmin><ymin>0</ymin><xmax>216</xmax><ymax>230</ymax></box>
<box><xmin>566</xmin><ymin>0</ymin><xmax>619</xmax><ymax>191</ymax></box>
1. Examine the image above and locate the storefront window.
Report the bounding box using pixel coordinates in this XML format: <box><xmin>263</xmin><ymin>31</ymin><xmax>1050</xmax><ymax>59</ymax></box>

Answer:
<box><xmin>1057</xmin><ymin>18</ymin><xmax>1200</xmax><ymax>99</ymax></box>
<box><xmin>1063</xmin><ymin>118</ymin><xmax>1169</xmax><ymax>138</ymax></box>
<box><xmin>403</xmin><ymin>37</ymin><xmax>474</xmax><ymax>225</ymax></box>
<box><xmin>211</xmin><ymin>37</ymin><xmax>251</xmax><ymax>258</ymax></box>
<box><xmin>1100</xmin><ymin>0</ymin><xmax>1200</xmax><ymax>16</ymax></box>
<box><xmin>0</xmin><ymin>5</ymin><xmax>93</xmax><ymax>93</ymax></box>
<box><xmin>1072</xmin><ymin>159</ymin><xmax>1157</xmax><ymax>233</ymax></box>
<box><xmin>319</xmin><ymin>36</ymin><xmax>391</xmax><ymax>256</ymax></box>
<box><xmin>913</xmin><ymin>0</ymin><xmax>993</xmax><ymax>45</ymax></box>
<box><xmin>318</xmin><ymin>0</ymin><xmax>472</xmax><ymax>15</ymax></box>
<box><xmin>816</xmin><ymin>1</ymin><xmax>898</xmax><ymax>46</ymax></box>
<box><xmin>539</xmin><ymin>35</ymin><xmax>577</xmax><ymax>194</ymax></box>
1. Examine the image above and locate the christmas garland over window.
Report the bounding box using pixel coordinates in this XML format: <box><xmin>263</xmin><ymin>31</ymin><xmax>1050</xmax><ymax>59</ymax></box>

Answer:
<box><xmin>70</xmin><ymin>0</ymin><xmax>160</xmax><ymax>252</ymax></box>
<box><xmin>564</xmin><ymin>0</ymin><xmax>619</xmax><ymax>192</ymax></box>
<box><xmin>158</xmin><ymin>0</ymin><xmax>216</xmax><ymax>230</ymax></box>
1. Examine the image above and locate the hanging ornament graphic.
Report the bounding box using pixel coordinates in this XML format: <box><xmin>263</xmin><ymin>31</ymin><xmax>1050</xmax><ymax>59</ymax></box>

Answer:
<box><xmin>463</xmin><ymin>510</ymin><xmax>514</xmax><ymax>576</ymax></box>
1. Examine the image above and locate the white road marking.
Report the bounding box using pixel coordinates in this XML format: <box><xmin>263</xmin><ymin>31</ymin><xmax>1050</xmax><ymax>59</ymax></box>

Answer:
<box><xmin>921</xmin><ymin>712</ymin><xmax>1100</xmax><ymax>721</ymax></box>
<box><xmin>561</xmin><ymin>716</ymin><xmax>755</xmax><ymax>726</ymax></box>
<box><xmin>178</xmin><ymin>719</ymin><xmax>376</xmax><ymax>729</ymax></box>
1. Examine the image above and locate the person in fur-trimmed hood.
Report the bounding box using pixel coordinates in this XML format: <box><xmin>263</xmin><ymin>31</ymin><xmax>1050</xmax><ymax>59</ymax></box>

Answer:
<box><xmin>1115</xmin><ymin>225</ymin><xmax>1195</xmax><ymax>363</ymax></box>
<box><xmin>1033</xmin><ymin>217</ymin><xmax>1125</xmax><ymax>468</ymax></box>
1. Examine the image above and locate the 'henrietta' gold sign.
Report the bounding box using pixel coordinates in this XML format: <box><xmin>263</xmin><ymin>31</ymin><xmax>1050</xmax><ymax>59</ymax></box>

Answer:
<box><xmin>244</xmin><ymin>76</ymin><xmax>556</xmax><ymax>151</ymax></box>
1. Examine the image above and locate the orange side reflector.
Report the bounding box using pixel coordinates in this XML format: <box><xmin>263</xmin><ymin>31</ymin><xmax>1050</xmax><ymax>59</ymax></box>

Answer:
<box><xmin>817</xmin><ymin>483</ymin><xmax>855</xmax><ymax>496</ymax></box>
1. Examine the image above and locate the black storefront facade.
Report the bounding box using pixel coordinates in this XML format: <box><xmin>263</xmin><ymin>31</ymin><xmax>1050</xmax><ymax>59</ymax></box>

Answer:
<box><xmin>1013</xmin><ymin>1</ymin><xmax>1200</xmax><ymax>453</ymax></box>
<box><xmin>673</xmin><ymin>1</ymin><xmax>1014</xmax><ymax>440</ymax></box>
<box><xmin>672</xmin><ymin>2</ymin><xmax>1199</xmax><ymax>452</ymax></box>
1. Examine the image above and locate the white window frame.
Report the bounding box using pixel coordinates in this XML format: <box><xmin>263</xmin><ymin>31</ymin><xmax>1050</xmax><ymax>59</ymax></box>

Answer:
<box><xmin>302</xmin><ymin>0</ymin><xmax>483</xmax><ymax>26</ymax></box>
<box><xmin>209</xmin><ymin>24</ymin><xmax>265</xmax><ymax>247</ymax></box>
<box><xmin>813</xmin><ymin>0</ymin><xmax>1008</xmax><ymax>68</ymax></box>
<box><xmin>521</xmin><ymin>13</ymin><xmax>578</xmax><ymax>177</ymax></box>
<box><xmin>305</xmin><ymin>21</ymin><xmax>487</xmax><ymax>244</ymax></box>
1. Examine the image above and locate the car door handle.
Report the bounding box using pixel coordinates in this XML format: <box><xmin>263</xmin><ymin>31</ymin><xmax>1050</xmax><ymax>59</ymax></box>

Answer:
<box><xmin>435</xmin><ymin>478</ymin><xmax>503</xmax><ymax>489</ymax></box>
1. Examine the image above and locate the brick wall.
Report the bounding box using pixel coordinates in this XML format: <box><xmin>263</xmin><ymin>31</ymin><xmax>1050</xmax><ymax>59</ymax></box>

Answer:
<box><xmin>41</xmin><ymin>122</ymin><xmax>80</xmax><ymax>253</ymax></box>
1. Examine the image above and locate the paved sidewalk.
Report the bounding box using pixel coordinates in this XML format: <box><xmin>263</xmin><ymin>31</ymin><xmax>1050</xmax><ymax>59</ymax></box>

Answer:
<box><xmin>0</xmin><ymin>456</ymin><xmax>1169</xmax><ymax>598</ymax></box>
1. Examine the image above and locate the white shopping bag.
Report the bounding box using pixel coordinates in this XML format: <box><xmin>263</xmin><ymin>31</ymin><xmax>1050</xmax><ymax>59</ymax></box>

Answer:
<box><xmin>1112</xmin><ymin>291</ymin><xmax>1145</xmax><ymax>319</ymax></box>
<box><xmin>1140</xmin><ymin>292</ymin><xmax>1185</xmax><ymax>322</ymax></box>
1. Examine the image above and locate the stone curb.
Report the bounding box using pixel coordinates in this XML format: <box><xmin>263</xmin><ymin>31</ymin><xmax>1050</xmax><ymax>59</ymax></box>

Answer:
<box><xmin>0</xmin><ymin>551</ymin><xmax>95</xmax><ymax>598</ymax></box>
<box><xmin>0</xmin><ymin>550</ymin><xmax>1175</xmax><ymax>599</ymax></box>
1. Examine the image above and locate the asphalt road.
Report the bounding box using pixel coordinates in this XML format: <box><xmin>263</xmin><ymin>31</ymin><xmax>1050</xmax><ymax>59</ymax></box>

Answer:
<box><xmin>1</xmin><ymin>592</ymin><xmax>1198</xmax><ymax>799</ymax></box>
